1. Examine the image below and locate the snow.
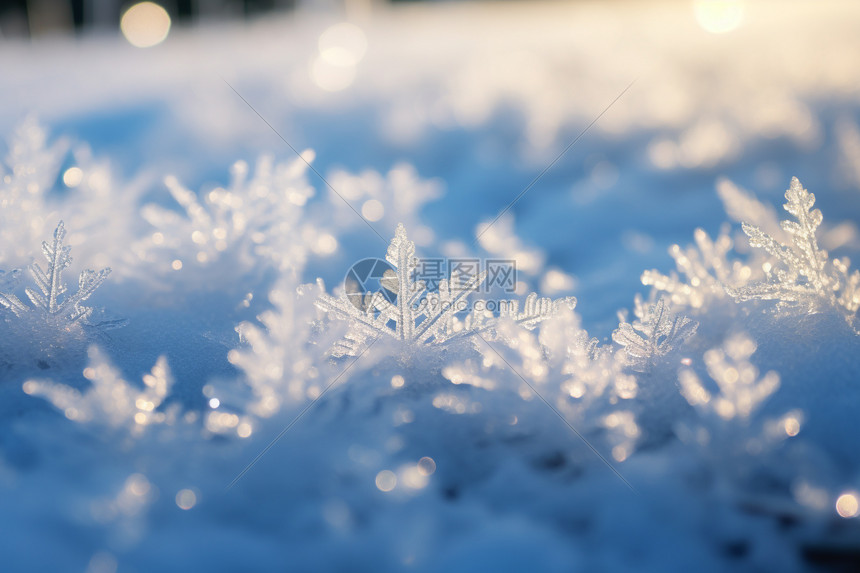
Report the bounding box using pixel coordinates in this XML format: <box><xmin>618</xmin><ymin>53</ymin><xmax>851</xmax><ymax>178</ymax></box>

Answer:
<box><xmin>1</xmin><ymin>1</ymin><xmax>860</xmax><ymax>571</ymax></box>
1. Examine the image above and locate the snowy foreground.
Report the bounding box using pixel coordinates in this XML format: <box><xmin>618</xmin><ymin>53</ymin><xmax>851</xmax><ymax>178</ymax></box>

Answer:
<box><xmin>2</xmin><ymin>1</ymin><xmax>860</xmax><ymax>571</ymax></box>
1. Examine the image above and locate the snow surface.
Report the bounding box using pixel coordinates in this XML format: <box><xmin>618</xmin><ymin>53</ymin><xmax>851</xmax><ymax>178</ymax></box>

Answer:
<box><xmin>1</xmin><ymin>1</ymin><xmax>860</xmax><ymax>571</ymax></box>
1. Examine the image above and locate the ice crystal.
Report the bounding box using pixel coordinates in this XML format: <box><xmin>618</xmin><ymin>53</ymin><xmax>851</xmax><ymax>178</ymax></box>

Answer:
<box><xmin>726</xmin><ymin>177</ymin><xmax>860</xmax><ymax>322</ymax></box>
<box><xmin>0</xmin><ymin>221</ymin><xmax>119</xmax><ymax>330</ymax></box>
<box><xmin>225</xmin><ymin>277</ymin><xmax>327</xmax><ymax>418</ymax></box>
<box><xmin>612</xmin><ymin>296</ymin><xmax>698</xmax><ymax>371</ymax></box>
<box><xmin>642</xmin><ymin>226</ymin><xmax>753</xmax><ymax>310</ymax></box>
<box><xmin>0</xmin><ymin>117</ymin><xmax>67</xmax><ymax>265</ymax></box>
<box><xmin>316</xmin><ymin>224</ymin><xmax>575</xmax><ymax>357</ymax></box>
<box><xmin>139</xmin><ymin>153</ymin><xmax>334</xmax><ymax>274</ymax></box>
<box><xmin>540</xmin><ymin>307</ymin><xmax>637</xmax><ymax>404</ymax></box>
<box><xmin>23</xmin><ymin>346</ymin><xmax>175</xmax><ymax>433</ymax></box>
<box><xmin>678</xmin><ymin>333</ymin><xmax>779</xmax><ymax>422</ymax></box>
<box><xmin>327</xmin><ymin>163</ymin><xmax>443</xmax><ymax>244</ymax></box>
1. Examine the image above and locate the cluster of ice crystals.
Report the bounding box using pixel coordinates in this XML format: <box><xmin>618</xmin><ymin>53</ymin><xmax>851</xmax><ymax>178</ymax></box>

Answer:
<box><xmin>225</xmin><ymin>277</ymin><xmax>326</xmax><ymax>419</ymax></box>
<box><xmin>612</xmin><ymin>296</ymin><xmax>698</xmax><ymax>371</ymax></box>
<box><xmin>139</xmin><ymin>152</ymin><xmax>332</xmax><ymax>274</ymax></box>
<box><xmin>642</xmin><ymin>227</ymin><xmax>752</xmax><ymax>310</ymax></box>
<box><xmin>0</xmin><ymin>117</ymin><xmax>66</xmax><ymax>264</ymax></box>
<box><xmin>679</xmin><ymin>333</ymin><xmax>779</xmax><ymax>422</ymax></box>
<box><xmin>316</xmin><ymin>224</ymin><xmax>575</xmax><ymax>357</ymax></box>
<box><xmin>726</xmin><ymin>177</ymin><xmax>860</xmax><ymax>323</ymax></box>
<box><xmin>23</xmin><ymin>346</ymin><xmax>175</xmax><ymax>434</ymax></box>
<box><xmin>327</xmin><ymin>163</ymin><xmax>442</xmax><ymax>242</ymax></box>
<box><xmin>540</xmin><ymin>307</ymin><xmax>637</xmax><ymax>405</ymax></box>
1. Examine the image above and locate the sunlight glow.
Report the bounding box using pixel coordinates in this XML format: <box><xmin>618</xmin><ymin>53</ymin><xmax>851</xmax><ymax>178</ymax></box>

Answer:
<box><xmin>121</xmin><ymin>2</ymin><xmax>171</xmax><ymax>48</ymax></box>
<box><xmin>375</xmin><ymin>470</ymin><xmax>397</xmax><ymax>492</ymax></box>
<box><xmin>175</xmin><ymin>489</ymin><xmax>197</xmax><ymax>510</ymax></box>
<box><xmin>63</xmin><ymin>167</ymin><xmax>83</xmax><ymax>188</ymax></box>
<box><xmin>836</xmin><ymin>493</ymin><xmax>859</xmax><ymax>518</ymax></box>
<box><xmin>693</xmin><ymin>0</ymin><xmax>744</xmax><ymax>34</ymax></box>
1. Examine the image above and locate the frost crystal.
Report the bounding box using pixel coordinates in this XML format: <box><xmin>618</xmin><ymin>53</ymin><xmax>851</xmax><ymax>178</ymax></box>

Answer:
<box><xmin>139</xmin><ymin>153</ymin><xmax>332</xmax><ymax>273</ymax></box>
<box><xmin>226</xmin><ymin>278</ymin><xmax>327</xmax><ymax>418</ymax></box>
<box><xmin>679</xmin><ymin>333</ymin><xmax>779</xmax><ymax>421</ymax></box>
<box><xmin>23</xmin><ymin>346</ymin><xmax>174</xmax><ymax>433</ymax></box>
<box><xmin>726</xmin><ymin>177</ymin><xmax>860</xmax><ymax>322</ymax></box>
<box><xmin>0</xmin><ymin>117</ymin><xmax>67</xmax><ymax>264</ymax></box>
<box><xmin>642</xmin><ymin>226</ymin><xmax>752</xmax><ymax>310</ymax></box>
<box><xmin>316</xmin><ymin>224</ymin><xmax>575</xmax><ymax>357</ymax></box>
<box><xmin>612</xmin><ymin>296</ymin><xmax>698</xmax><ymax>371</ymax></box>
<box><xmin>0</xmin><ymin>221</ymin><xmax>119</xmax><ymax>330</ymax></box>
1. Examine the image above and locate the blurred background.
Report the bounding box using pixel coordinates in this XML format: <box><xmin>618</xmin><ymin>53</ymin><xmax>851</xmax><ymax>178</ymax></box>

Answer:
<box><xmin>1</xmin><ymin>0</ymin><xmax>392</xmax><ymax>38</ymax></box>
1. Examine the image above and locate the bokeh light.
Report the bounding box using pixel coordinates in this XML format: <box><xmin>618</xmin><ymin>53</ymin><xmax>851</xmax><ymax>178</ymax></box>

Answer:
<box><xmin>121</xmin><ymin>2</ymin><xmax>171</xmax><ymax>48</ymax></box>
<box><xmin>693</xmin><ymin>0</ymin><xmax>744</xmax><ymax>34</ymax></box>
<box><xmin>836</xmin><ymin>493</ymin><xmax>859</xmax><ymax>518</ymax></box>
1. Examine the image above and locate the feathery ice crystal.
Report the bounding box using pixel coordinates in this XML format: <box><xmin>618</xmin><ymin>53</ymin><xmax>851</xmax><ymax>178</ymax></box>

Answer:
<box><xmin>0</xmin><ymin>221</ymin><xmax>119</xmax><ymax>331</ymax></box>
<box><xmin>23</xmin><ymin>346</ymin><xmax>175</xmax><ymax>434</ymax></box>
<box><xmin>612</xmin><ymin>296</ymin><xmax>698</xmax><ymax>371</ymax></box>
<box><xmin>138</xmin><ymin>153</ymin><xmax>335</xmax><ymax>275</ymax></box>
<box><xmin>316</xmin><ymin>224</ymin><xmax>575</xmax><ymax>357</ymax></box>
<box><xmin>726</xmin><ymin>177</ymin><xmax>860</xmax><ymax>324</ymax></box>
<box><xmin>678</xmin><ymin>333</ymin><xmax>779</xmax><ymax>422</ymax></box>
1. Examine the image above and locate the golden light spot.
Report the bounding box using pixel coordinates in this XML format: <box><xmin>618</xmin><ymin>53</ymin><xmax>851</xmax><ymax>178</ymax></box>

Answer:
<box><xmin>784</xmin><ymin>416</ymin><xmax>800</xmax><ymax>437</ymax></box>
<box><xmin>209</xmin><ymin>398</ymin><xmax>220</xmax><ymax>409</ymax></box>
<box><xmin>63</xmin><ymin>167</ymin><xmax>84</xmax><ymax>188</ymax></box>
<box><xmin>693</xmin><ymin>0</ymin><xmax>744</xmax><ymax>34</ymax></box>
<box><xmin>121</xmin><ymin>2</ymin><xmax>171</xmax><ymax>48</ymax></box>
<box><xmin>361</xmin><ymin>199</ymin><xmax>385</xmax><ymax>222</ymax></box>
<box><xmin>171</xmin><ymin>259</ymin><xmax>182</xmax><ymax>270</ymax></box>
<box><xmin>127</xmin><ymin>474</ymin><xmax>150</xmax><ymax>497</ymax></box>
<box><xmin>836</xmin><ymin>493</ymin><xmax>859</xmax><ymax>518</ymax></box>
<box><xmin>612</xmin><ymin>445</ymin><xmax>628</xmax><ymax>462</ymax></box>
<box><xmin>375</xmin><ymin>470</ymin><xmax>397</xmax><ymax>492</ymax></box>
<box><xmin>237</xmin><ymin>422</ymin><xmax>252</xmax><ymax>438</ymax></box>
<box><xmin>151</xmin><ymin>232</ymin><xmax>164</xmax><ymax>245</ymax></box>
<box><xmin>417</xmin><ymin>457</ymin><xmax>436</xmax><ymax>476</ymax></box>
<box><xmin>390</xmin><ymin>375</ymin><xmax>405</xmax><ymax>389</ymax></box>
<box><xmin>319</xmin><ymin>23</ymin><xmax>367</xmax><ymax>67</ymax></box>
<box><xmin>134</xmin><ymin>412</ymin><xmax>147</xmax><ymax>425</ymax></box>
<box><xmin>175</xmin><ymin>489</ymin><xmax>197</xmax><ymax>510</ymax></box>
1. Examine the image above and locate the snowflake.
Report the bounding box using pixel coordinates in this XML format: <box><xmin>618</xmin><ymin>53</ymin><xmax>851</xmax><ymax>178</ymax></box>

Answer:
<box><xmin>326</xmin><ymin>163</ymin><xmax>443</xmax><ymax>244</ymax></box>
<box><xmin>0</xmin><ymin>117</ymin><xmax>67</xmax><ymax>265</ymax></box>
<box><xmin>725</xmin><ymin>177</ymin><xmax>860</xmax><ymax>323</ymax></box>
<box><xmin>316</xmin><ymin>224</ymin><xmax>575</xmax><ymax>357</ymax></box>
<box><xmin>0</xmin><ymin>221</ymin><xmax>120</xmax><ymax>331</ymax></box>
<box><xmin>642</xmin><ymin>226</ymin><xmax>753</xmax><ymax>310</ymax></box>
<box><xmin>612</xmin><ymin>296</ymin><xmax>698</xmax><ymax>371</ymax></box>
<box><xmin>224</xmin><ymin>277</ymin><xmax>328</xmax><ymax>419</ymax></box>
<box><xmin>138</xmin><ymin>153</ymin><xmax>335</xmax><ymax>275</ymax></box>
<box><xmin>23</xmin><ymin>346</ymin><xmax>175</xmax><ymax>434</ymax></box>
<box><xmin>678</xmin><ymin>333</ymin><xmax>779</xmax><ymax>422</ymax></box>
<box><xmin>540</xmin><ymin>306</ymin><xmax>637</xmax><ymax>404</ymax></box>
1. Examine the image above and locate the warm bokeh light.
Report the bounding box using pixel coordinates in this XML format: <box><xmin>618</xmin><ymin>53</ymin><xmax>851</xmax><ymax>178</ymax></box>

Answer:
<box><xmin>836</xmin><ymin>493</ymin><xmax>859</xmax><ymax>518</ymax></box>
<box><xmin>121</xmin><ymin>2</ymin><xmax>171</xmax><ymax>48</ymax></box>
<box><xmin>175</xmin><ymin>489</ymin><xmax>197</xmax><ymax>510</ymax></box>
<box><xmin>319</xmin><ymin>23</ymin><xmax>367</xmax><ymax>67</ymax></box>
<box><xmin>694</xmin><ymin>0</ymin><xmax>744</xmax><ymax>34</ymax></box>
<box><xmin>63</xmin><ymin>167</ymin><xmax>83</xmax><ymax>188</ymax></box>
<box><xmin>375</xmin><ymin>470</ymin><xmax>396</xmax><ymax>492</ymax></box>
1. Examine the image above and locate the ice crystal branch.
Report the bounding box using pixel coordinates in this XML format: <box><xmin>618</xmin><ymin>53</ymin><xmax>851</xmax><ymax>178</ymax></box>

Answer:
<box><xmin>23</xmin><ymin>347</ymin><xmax>175</xmax><ymax>434</ymax></box>
<box><xmin>139</xmin><ymin>154</ymin><xmax>333</xmax><ymax>274</ymax></box>
<box><xmin>316</xmin><ymin>224</ymin><xmax>575</xmax><ymax>357</ymax></box>
<box><xmin>642</xmin><ymin>226</ymin><xmax>753</xmax><ymax>310</ymax></box>
<box><xmin>679</xmin><ymin>333</ymin><xmax>779</xmax><ymax>422</ymax></box>
<box><xmin>726</xmin><ymin>177</ymin><xmax>860</xmax><ymax>322</ymax></box>
<box><xmin>0</xmin><ymin>221</ymin><xmax>118</xmax><ymax>329</ymax></box>
<box><xmin>612</xmin><ymin>296</ymin><xmax>698</xmax><ymax>371</ymax></box>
